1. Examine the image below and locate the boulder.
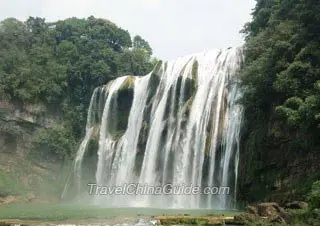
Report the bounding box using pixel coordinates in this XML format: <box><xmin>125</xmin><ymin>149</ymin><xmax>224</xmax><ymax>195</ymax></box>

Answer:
<box><xmin>257</xmin><ymin>202</ymin><xmax>279</xmax><ymax>217</ymax></box>
<box><xmin>285</xmin><ymin>201</ymin><xmax>308</xmax><ymax>210</ymax></box>
<box><xmin>273</xmin><ymin>204</ymin><xmax>292</xmax><ymax>224</ymax></box>
<box><xmin>246</xmin><ymin>205</ymin><xmax>258</xmax><ymax>215</ymax></box>
<box><xmin>255</xmin><ymin>202</ymin><xmax>291</xmax><ymax>224</ymax></box>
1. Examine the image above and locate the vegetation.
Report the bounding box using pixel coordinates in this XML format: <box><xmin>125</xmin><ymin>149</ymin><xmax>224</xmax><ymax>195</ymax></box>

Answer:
<box><xmin>31</xmin><ymin>123</ymin><xmax>77</xmax><ymax>161</ymax></box>
<box><xmin>286</xmin><ymin>180</ymin><xmax>320</xmax><ymax>225</ymax></box>
<box><xmin>240</xmin><ymin>0</ymin><xmax>320</xmax><ymax>201</ymax></box>
<box><xmin>241</xmin><ymin>0</ymin><xmax>320</xmax><ymax>147</ymax></box>
<box><xmin>1</xmin><ymin>2</ymin><xmax>320</xmax><ymax>220</ymax></box>
<box><xmin>0</xmin><ymin>16</ymin><xmax>158</xmax><ymax>160</ymax></box>
<box><xmin>308</xmin><ymin>180</ymin><xmax>320</xmax><ymax>210</ymax></box>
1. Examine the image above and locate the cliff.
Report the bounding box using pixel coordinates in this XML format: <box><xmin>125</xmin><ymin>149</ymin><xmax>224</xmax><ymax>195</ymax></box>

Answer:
<box><xmin>238</xmin><ymin>118</ymin><xmax>320</xmax><ymax>206</ymax></box>
<box><xmin>0</xmin><ymin>100</ymin><xmax>70</xmax><ymax>205</ymax></box>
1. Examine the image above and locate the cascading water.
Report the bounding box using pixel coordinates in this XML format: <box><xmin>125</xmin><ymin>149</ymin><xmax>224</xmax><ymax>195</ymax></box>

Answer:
<box><xmin>67</xmin><ymin>47</ymin><xmax>244</xmax><ymax>209</ymax></box>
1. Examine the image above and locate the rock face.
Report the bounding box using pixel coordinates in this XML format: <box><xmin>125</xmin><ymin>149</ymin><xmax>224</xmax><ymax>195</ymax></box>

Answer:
<box><xmin>0</xmin><ymin>100</ymin><xmax>65</xmax><ymax>204</ymax></box>
<box><xmin>0</xmin><ymin>100</ymin><xmax>58</xmax><ymax>154</ymax></box>
<box><xmin>0</xmin><ymin>101</ymin><xmax>56</xmax><ymax>127</ymax></box>
<box><xmin>238</xmin><ymin>118</ymin><xmax>320</xmax><ymax>205</ymax></box>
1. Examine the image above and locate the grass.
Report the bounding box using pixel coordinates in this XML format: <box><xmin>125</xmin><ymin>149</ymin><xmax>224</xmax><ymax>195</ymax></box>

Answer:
<box><xmin>0</xmin><ymin>204</ymin><xmax>238</xmax><ymax>221</ymax></box>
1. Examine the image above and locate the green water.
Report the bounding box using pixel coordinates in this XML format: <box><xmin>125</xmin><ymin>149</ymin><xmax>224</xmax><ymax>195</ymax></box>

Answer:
<box><xmin>0</xmin><ymin>204</ymin><xmax>237</xmax><ymax>221</ymax></box>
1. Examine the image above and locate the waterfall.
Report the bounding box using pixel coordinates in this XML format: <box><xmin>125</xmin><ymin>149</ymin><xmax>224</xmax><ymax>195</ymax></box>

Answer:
<box><xmin>69</xmin><ymin>47</ymin><xmax>244</xmax><ymax>209</ymax></box>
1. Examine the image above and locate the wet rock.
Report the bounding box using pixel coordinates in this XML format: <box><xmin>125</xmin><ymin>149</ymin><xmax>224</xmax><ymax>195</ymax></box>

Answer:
<box><xmin>255</xmin><ymin>202</ymin><xmax>291</xmax><ymax>224</ymax></box>
<box><xmin>273</xmin><ymin>205</ymin><xmax>291</xmax><ymax>224</ymax></box>
<box><xmin>257</xmin><ymin>202</ymin><xmax>279</xmax><ymax>217</ymax></box>
<box><xmin>246</xmin><ymin>205</ymin><xmax>258</xmax><ymax>215</ymax></box>
<box><xmin>285</xmin><ymin>201</ymin><xmax>308</xmax><ymax>210</ymax></box>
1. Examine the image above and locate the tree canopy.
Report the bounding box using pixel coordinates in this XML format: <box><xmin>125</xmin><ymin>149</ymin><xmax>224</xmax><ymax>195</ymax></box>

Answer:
<box><xmin>241</xmin><ymin>0</ymin><xmax>320</xmax><ymax>150</ymax></box>
<box><xmin>0</xmin><ymin>16</ymin><xmax>158</xmax><ymax>160</ymax></box>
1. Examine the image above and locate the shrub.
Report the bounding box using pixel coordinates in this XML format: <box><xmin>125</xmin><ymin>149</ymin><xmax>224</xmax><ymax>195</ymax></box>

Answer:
<box><xmin>308</xmin><ymin>180</ymin><xmax>320</xmax><ymax>209</ymax></box>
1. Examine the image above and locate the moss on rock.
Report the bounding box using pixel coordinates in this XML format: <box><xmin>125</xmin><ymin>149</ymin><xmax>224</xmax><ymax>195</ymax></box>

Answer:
<box><xmin>119</xmin><ymin>76</ymin><xmax>135</xmax><ymax>91</ymax></box>
<box><xmin>110</xmin><ymin>130</ymin><xmax>126</xmax><ymax>139</ymax></box>
<box><xmin>156</xmin><ymin>215</ymin><xmax>237</xmax><ymax>225</ymax></box>
<box><xmin>183</xmin><ymin>77</ymin><xmax>197</xmax><ymax>103</ymax></box>
<box><xmin>192</xmin><ymin>60</ymin><xmax>199</xmax><ymax>85</ymax></box>
<box><xmin>152</xmin><ymin>60</ymin><xmax>163</xmax><ymax>76</ymax></box>
<box><xmin>104</xmin><ymin>77</ymin><xmax>135</xmax><ymax>139</ymax></box>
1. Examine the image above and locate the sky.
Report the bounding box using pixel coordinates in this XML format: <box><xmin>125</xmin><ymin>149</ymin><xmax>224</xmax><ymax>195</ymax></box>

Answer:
<box><xmin>0</xmin><ymin>0</ymin><xmax>256</xmax><ymax>61</ymax></box>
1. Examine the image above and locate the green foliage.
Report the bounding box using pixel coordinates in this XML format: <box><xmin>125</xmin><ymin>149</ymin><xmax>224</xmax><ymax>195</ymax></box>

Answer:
<box><xmin>133</xmin><ymin>35</ymin><xmax>153</xmax><ymax>57</ymax></box>
<box><xmin>241</xmin><ymin>0</ymin><xmax>320</xmax><ymax>150</ymax></box>
<box><xmin>118</xmin><ymin>48</ymin><xmax>154</xmax><ymax>76</ymax></box>
<box><xmin>31</xmin><ymin>123</ymin><xmax>77</xmax><ymax>161</ymax></box>
<box><xmin>308</xmin><ymin>180</ymin><xmax>320</xmax><ymax>210</ymax></box>
<box><xmin>150</xmin><ymin>57</ymin><xmax>161</xmax><ymax>68</ymax></box>
<box><xmin>0</xmin><ymin>16</ymin><xmax>156</xmax><ymax>159</ymax></box>
<box><xmin>117</xmin><ymin>35</ymin><xmax>155</xmax><ymax>76</ymax></box>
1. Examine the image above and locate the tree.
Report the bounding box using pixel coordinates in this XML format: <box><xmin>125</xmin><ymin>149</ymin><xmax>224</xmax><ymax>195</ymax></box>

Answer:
<box><xmin>241</xmin><ymin>0</ymin><xmax>320</xmax><ymax>148</ymax></box>
<box><xmin>308</xmin><ymin>180</ymin><xmax>320</xmax><ymax>209</ymax></box>
<box><xmin>0</xmin><ymin>16</ymin><xmax>157</xmax><ymax>159</ymax></box>
<box><xmin>133</xmin><ymin>35</ymin><xmax>153</xmax><ymax>59</ymax></box>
